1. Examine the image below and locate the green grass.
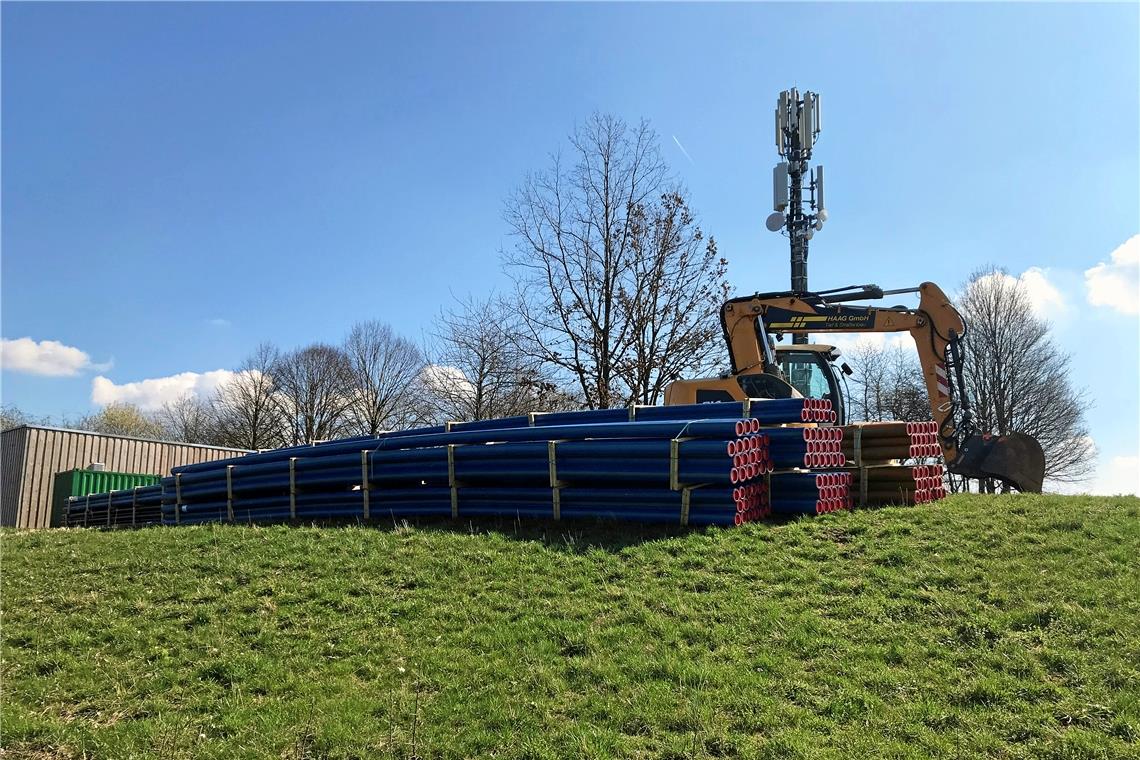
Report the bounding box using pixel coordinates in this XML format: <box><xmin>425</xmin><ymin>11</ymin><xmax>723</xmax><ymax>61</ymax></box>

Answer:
<box><xmin>3</xmin><ymin>494</ymin><xmax>1139</xmax><ymax>759</ymax></box>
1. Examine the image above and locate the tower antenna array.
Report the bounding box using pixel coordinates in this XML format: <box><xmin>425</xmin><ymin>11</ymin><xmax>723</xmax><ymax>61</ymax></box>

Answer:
<box><xmin>766</xmin><ymin>88</ymin><xmax>826</xmax><ymax>345</ymax></box>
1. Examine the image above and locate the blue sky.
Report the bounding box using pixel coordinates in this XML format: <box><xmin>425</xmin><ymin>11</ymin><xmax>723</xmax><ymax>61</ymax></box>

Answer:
<box><xmin>2</xmin><ymin>3</ymin><xmax>1137</xmax><ymax>493</ymax></box>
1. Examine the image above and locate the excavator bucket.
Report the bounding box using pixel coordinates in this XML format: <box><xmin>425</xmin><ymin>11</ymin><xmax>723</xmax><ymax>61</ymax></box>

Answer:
<box><xmin>950</xmin><ymin>432</ymin><xmax>1046</xmax><ymax>493</ymax></box>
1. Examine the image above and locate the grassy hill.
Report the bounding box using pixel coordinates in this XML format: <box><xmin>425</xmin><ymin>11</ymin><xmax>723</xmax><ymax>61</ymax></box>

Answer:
<box><xmin>3</xmin><ymin>494</ymin><xmax>1139</xmax><ymax>759</ymax></box>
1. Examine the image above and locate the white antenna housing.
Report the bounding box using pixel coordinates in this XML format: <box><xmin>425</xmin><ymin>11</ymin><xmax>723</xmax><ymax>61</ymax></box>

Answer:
<box><xmin>773</xmin><ymin>162</ymin><xmax>789</xmax><ymax>211</ymax></box>
<box><xmin>802</xmin><ymin>95</ymin><xmax>815</xmax><ymax>148</ymax></box>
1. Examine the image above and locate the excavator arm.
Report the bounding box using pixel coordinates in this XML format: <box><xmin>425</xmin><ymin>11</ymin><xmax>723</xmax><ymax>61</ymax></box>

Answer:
<box><xmin>717</xmin><ymin>282</ymin><xmax>1045</xmax><ymax>493</ymax></box>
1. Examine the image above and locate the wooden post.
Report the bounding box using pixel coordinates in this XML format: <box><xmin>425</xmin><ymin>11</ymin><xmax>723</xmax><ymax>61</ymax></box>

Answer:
<box><xmin>174</xmin><ymin>473</ymin><xmax>182</xmax><ymax>524</ymax></box>
<box><xmin>360</xmin><ymin>450</ymin><xmax>371</xmax><ymax>521</ymax></box>
<box><xmin>669</xmin><ymin>438</ymin><xmax>695</xmax><ymax>491</ymax></box>
<box><xmin>226</xmin><ymin>466</ymin><xmax>235</xmax><ymax>522</ymax></box>
<box><xmin>289</xmin><ymin>458</ymin><xmax>297</xmax><ymax>519</ymax></box>
<box><xmin>447</xmin><ymin>444</ymin><xmax>459</xmax><ymax>518</ymax></box>
<box><xmin>548</xmin><ymin>440</ymin><xmax>566</xmax><ymax>520</ymax></box>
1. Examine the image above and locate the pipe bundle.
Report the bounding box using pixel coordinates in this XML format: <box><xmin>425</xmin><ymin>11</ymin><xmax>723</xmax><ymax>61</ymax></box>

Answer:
<box><xmin>64</xmin><ymin>485</ymin><xmax>164</xmax><ymax>528</ymax></box>
<box><xmin>155</xmin><ymin>408</ymin><xmax>785</xmax><ymax>528</ymax></box>
<box><xmin>728</xmin><ymin>433</ymin><xmax>771</xmax><ymax>482</ymax></box>
<box><xmin>798</xmin><ymin>398</ymin><xmax>837</xmax><ymax>424</ymax></box>
<box><xmin>756</xmin><ymin>427</ymin><xmax>845</xmax><ymax>469</ymax></box>
<box><xmin>911</xmin><ymin>464</ymin><xmax>947</xmax><ymax>502</ymax></box>
<box><xmin>842</xmin><ymin>421</ymin><xmax>941</xmax><ymax>464</ymax></box>
<box><xmin>66</xmin><ymin>399</ymin><xmax>953</xmax><ymax>530</ymax></box>
<box><xmin>768</xmin><ymin>472</ymin><xmax>853</xmax><ymax>515</ymax></box>
<box><xmin>852</xmin><ymin>463</ymin><xmax>946</xmax><ymax>506</ymax></box>
<box><xmin>841</xmin><ymin>420</ymin><xmax>948</xmax><ymax>508</ymax></box>
<box><xmin>733</xmin><ymin>482</ymin><xmax>770</xmax><ymax>524</ymax></box>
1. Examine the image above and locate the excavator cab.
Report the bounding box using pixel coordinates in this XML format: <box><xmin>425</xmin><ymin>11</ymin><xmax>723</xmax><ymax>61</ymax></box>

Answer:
<box><xmin>771</xmin><ymin>345</ymin><xmax>847</xmax><ymax>425</ymax></box>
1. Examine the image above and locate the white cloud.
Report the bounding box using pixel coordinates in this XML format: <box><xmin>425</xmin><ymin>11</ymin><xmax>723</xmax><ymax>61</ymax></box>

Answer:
<box><xmin>1051</xmin><ymin>447</ymin><xmax>1140</xmax><ymax>497</ymax></box>
<box><xmin>419</xmin><ymin>364</ymin><xmax>475</xmax><ymax>398</ymax></box>
<box><xmin>811</xmin><ymin>332</ymin><xmax>910</xmax><ymax>359</ymax></box>
<box><xmin>0</xmin><ymin>337</ymin><xmax>108</xmax><ymax>377</ymax></box>
<box><xmin>207</xmin><ymin>318</ymin><xmax>232</xmax><ymax>328</ymax></box>
<box><xmin>973</xmin><ymin>267</ymin><xmax>1067</xmax><ymax>319</ymax></box>
<box><xmin>1091</xmin><ymin>455</ymin><xmax>1140</xmax><ymax>496</ymax></box>
<box><xmin>1085</xmin><ymin>235</ymin><xmax>1139</xmax><ymax>315</ymax></box>
<box><xmin>1018</xmin><ymin>267</ymin><xmax>1067</xmax><ymax>318</ymax></box>
<box><xmin>91</xmin><ymin>369</ymin><xmax>240</xmax><ymax>411</ymax></box>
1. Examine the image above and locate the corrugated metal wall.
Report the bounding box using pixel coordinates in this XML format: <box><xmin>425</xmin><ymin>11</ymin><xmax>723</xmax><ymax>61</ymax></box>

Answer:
<box><xmin>0</xmin><ymin>426</ymin><xmax>251</xmax><ymax>529</ymax></box>
<box><xmin>1</xmin><ymin>427</ymin><xmax>29</xmax><ymax>527</ymax></box>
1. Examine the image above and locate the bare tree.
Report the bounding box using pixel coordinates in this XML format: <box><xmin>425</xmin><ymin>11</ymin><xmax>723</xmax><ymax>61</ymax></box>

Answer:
<box><xmin>957</xmin><ymin>267</ymin><xmax>1094</xmax><ymax>486</ymax></box>
<box><xmin>210</xmin><ymin>343</ymin><xmax>287</xmax><ymax>450</ymax></box>
<box><xmin>426</xmin><ymin>295</ymin><xmax>581</xmax><ymax>422</ymax></box>
<box><xmin>618</xmin><ymin>192</ymin><xmax>729</xmax><ymax>404</ymax></box>
<box><xmin>273</xmin><ymin>343</ymin><xmax>354</xmax><ymax>445</ymax></box>
<box><xmin>846</xmin><ymin>341</ymin><xmax>893</xmax><ymax>422</ymax></box>
<box><xmin>1</xmin><ymin>404</ymin><xmax>52</xmax><ymax>431</ymax></box>
<box><xmin>343</xmin><ymin>320</ymin><xmax>426</xmax><ymax>435</ymax></box>
<box><xmin>156</xmin><ymin>394</ymin><xmax>217</xmax><ymax>444</ymax></box>
<box><xmin>846</xmin><ymin>341</ymin><xmax>930</xmax><ymax>423</ymax></box>
<box><xmin>880</xmin><ymin>344</ymin><xmax>932</xmax><ymax>423</ymax></box>
<box><xmin>76</xmin><ymin>402</ymin><xmax>165</xmax><ymax>439</ymax></box>
<box><xmin>504</xmin><ymin>113</ymin><xmax>727</xmax><ymax>408</ymax></box>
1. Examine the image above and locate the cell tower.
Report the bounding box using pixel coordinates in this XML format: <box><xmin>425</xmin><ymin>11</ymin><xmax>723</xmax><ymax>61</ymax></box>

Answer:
<box><xmin>766</xmin><ymin>88</ymin><xmax>826</xmax><ymax>345</ymax></box>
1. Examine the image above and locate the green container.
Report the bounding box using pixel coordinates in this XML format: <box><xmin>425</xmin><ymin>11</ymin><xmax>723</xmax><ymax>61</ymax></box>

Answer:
<box><xmin>51</xmin><ymin>469</ymin><xmax>161</xmax><ymax>527</ymax></box>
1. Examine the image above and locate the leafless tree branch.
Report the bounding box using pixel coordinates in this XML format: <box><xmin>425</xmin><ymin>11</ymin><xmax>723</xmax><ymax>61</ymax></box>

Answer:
<box><xmin>503</xmin><ymin>113</ymin><xmax>728</xmax><ymax>408</ymax></box>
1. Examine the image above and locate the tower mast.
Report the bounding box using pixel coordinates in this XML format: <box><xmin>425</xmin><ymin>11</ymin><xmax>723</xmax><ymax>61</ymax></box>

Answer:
<box><xmin>767</xmin><ymin>89</ymin><xmax>826</xmax><ymax>345</ymax></box>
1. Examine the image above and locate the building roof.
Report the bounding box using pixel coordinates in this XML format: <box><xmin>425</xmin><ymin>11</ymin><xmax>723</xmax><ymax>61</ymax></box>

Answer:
<box><xmin>0</xmin><ymin>424</ymin><xmax>254</xmax><ymax>453</ymax></box>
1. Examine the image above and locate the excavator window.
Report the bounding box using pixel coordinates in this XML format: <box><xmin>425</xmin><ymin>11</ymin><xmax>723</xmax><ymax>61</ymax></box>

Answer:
<box><xmin>779</xmin><ymin>351</ymin><xmax>831</xmax><ymax>398</ymax></box>
<box><xmin>777</xmin><ymin>350</ymin><xmax>846</xmax><ymax>423</ymax></box>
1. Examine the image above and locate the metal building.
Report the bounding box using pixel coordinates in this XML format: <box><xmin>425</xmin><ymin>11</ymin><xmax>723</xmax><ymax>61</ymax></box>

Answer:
<box><xmin>1</xmin><ymin>425</ymin><xmax>251</xmax><ymax>529</ymax></box>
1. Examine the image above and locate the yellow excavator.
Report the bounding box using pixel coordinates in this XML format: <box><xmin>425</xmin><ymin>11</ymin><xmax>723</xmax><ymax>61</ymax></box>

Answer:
<box><xmin>664</xmin><ymin>281</ymin><xmax>1047</xmax><ymax>493</ymax></box>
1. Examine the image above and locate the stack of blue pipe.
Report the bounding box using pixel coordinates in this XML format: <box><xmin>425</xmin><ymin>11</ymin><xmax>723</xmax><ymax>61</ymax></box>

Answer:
<box><xmin>160</xmin><ymin>413</ymin><xmax>765</xmax><ymax>527</ymax></box>
<box><xmin>161</xmin><ymin>402</ymin><xmax>832</xmax><ymax>527</ymax></box>
<box><xmin>767</xmin><ymin>472</ymin><xmax>853</xmax><ymax>516</ymax></box>
<box><xmin>69</xmin><ymin>398</ymin><xmax>856</xmax><ymax>530</ymax></box>
<box><xmin>739</xmin><ymin>399</ymin><xmax>853</xmax><ymax>515</ymax></box>
<box><xmin>65</xmin><ymin>484</ymin><xmax>164</xmax><ymax>528</ymax></box>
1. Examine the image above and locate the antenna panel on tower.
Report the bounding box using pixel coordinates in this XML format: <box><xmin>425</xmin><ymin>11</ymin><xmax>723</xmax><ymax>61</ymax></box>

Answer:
<box><xmin>773</xmin><ymin>162</ymin><xmax>789</xmax><ymax>211</ymax></box>
<box><xmin>814</xmin><ymin>165</ymin><xmax>825</xmax><ymax>213</ymax></box>
<box><xmin>802</xmin><ymin>95</ymin><xmax>815</xmax><ymax>148</ymax></box>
